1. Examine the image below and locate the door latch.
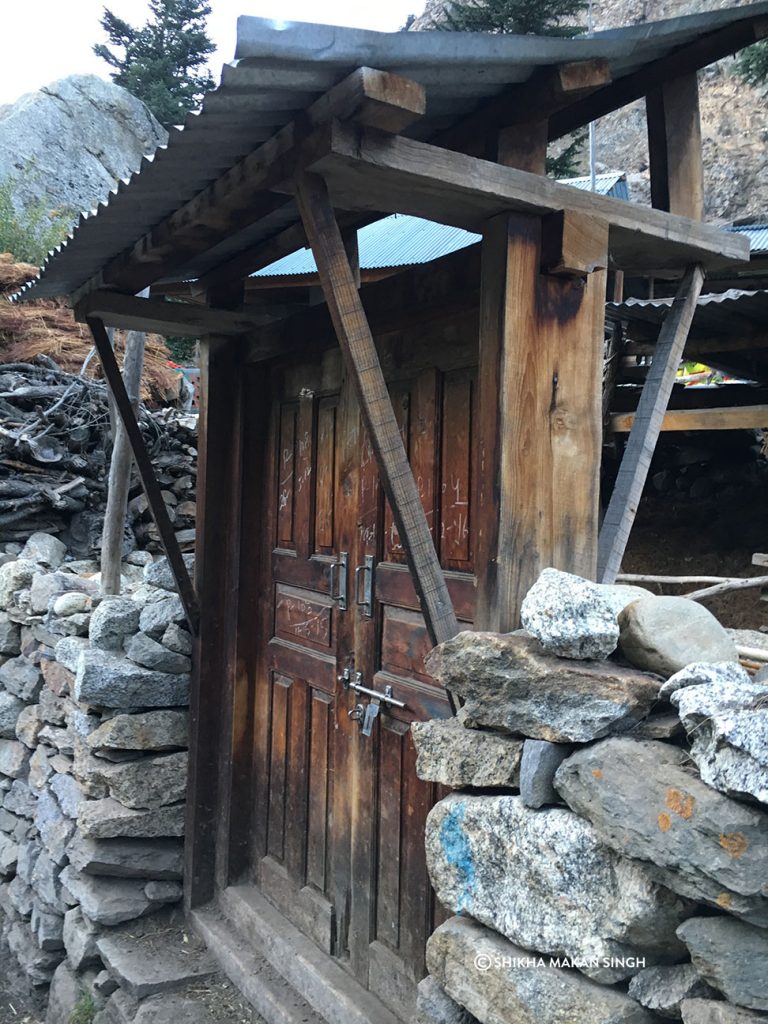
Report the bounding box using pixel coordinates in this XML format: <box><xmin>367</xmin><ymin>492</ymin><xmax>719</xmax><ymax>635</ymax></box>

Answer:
<box><xmin>354</xmin><ymin>555</ymin><xmax>375</xmax><ymax>618</ymax></box>
<box><xmin>329</xmin><ymin>551</ymin><xmax>348</xmax><ymax>611</ymax></box>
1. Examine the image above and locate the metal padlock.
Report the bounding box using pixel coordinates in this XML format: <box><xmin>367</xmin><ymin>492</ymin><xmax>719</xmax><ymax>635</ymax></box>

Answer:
<box><xmin>361</xmin><ymin>701</ymin><xmax>380</xmax><ymax>737</ymax></box>
<box><xmin>348</xmin><ymin>703</ymin><xmax>365</xmax><ymax>722</ymax></box>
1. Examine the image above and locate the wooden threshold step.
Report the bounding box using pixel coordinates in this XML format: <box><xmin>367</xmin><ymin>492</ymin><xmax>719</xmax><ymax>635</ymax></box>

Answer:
<box><xmin>191</xmin><ymin>905</ymin><xmax>327</xmax><ymax>1024</ymax></box>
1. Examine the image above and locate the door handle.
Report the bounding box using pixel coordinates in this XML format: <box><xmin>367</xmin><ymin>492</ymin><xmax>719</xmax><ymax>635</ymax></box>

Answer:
<box><xmin>354</xmin><ymin>555</ymin><xmax>374</xmax><ymax>618</ymax></box>
<box><xmin>329</xmin><ymin>551</ymin><xmax>348</xmax><ymax>611</ymax></box>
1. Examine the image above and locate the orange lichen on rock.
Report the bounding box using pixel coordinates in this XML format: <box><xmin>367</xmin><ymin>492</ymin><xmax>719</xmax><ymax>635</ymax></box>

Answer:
<box><xmin>719</xmin><ymin>832</ymin><xmax>748</xmax><ymax>859</ymax></box>
<box><xmin>665</xmin><ymin>788</ymin><xmax>695</xmax><ymax>820</ymax></box>
<box><xmin>591</xmin><ymin>769</ymin><xmax>603</xmax><ymax>779</ymax></box>
<box><xmin>657</xmin><ymin>811</ymin><xmax>672</xmax><ymax>832</ymax></box>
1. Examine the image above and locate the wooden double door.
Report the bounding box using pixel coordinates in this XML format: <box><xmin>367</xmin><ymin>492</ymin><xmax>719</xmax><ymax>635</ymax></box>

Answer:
<box><xmin>250</xmin><ymin>333</ymin><xmax>477</xmax><ymax>1020</ymax></box>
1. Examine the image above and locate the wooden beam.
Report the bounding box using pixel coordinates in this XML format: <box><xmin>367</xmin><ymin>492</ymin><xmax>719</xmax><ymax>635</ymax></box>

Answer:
<box><xmin>623</xmin><ymin>330</ymin><xmax>768</xmax><ymax>357</ymax></box>
<box><xmin>294</xmin><ymin>171</ymin><xmax>460</xmax><ymax>652</ymax></box>
<box><xmin>309</xmin><ymin>122</ymin><xmax>749</xmax><ymax>272</ymax></box>
<box><xmin>87</xmin><ymin>318</ymin><xmax>200</xmax><ymax>632</ymax></box>
<box><xmin>541</xmin><ymin>210</ymin><xmax>609</xmax><ymax>277</ymax></box>
<box><xmin>497</xmin><ymin>121</ymin><xmax>548</xmax><ymax>175</ymax></box>
<box><xmin>550</xmin><ymin>17</ymin><xmax>768</xmax><ymax>140</ymax></box>
<box><xmin>610</xmin><ymin>404</ymin><xmax>768</xmax><ymax>433</ymax></box>
<box><xmin>597</xmin><ymin>264</ymin><xmax>706</xmax><ymax>583</ymax></box>
<box><xmin>75</xmin><ymin>290</ymin><xmax>278</xmax><ymax>336</ymax></box>
<box><xmin>475</xmin><ymin>212</ymin><xmax>607</xmax><ymax>631</ymax></box>
<box><xmin>72</xmin><ymin>68</ymin><xmax>426</xmax><ymax>301</ymax></box>
<box><xmin>647</xmin><ymin>73</ymin><xmax>704</xmax><ymax>220</ymax></box>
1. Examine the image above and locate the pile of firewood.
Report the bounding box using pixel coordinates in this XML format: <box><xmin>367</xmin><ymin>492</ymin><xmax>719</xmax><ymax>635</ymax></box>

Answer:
<box><xmin>0</xmin><ymin>356</ymin><xmax>196</xmax><ymax>550</ymax></box>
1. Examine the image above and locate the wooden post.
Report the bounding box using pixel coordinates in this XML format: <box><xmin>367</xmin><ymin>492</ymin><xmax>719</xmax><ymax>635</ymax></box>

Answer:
<box><xmin>475</xmin><ymin>211</ymin><xmax>608</xmax><ymax>631</ymax></box>
<box><xmin>101</xmin><ymin>329</ymin><xmax>145</xmax><ymax>594</ymax></box>
<box><xmin>646</xmin><ymin>73</ymin><xmax>704</xmax><ymax>220</ymax></box>
<box><xmin>497</xmin><ymin>122</ymin><xmax>548</xmax><ymax>174</ymax></box>
<box><xmin>598</xmin><ymin>264</ymin><xmax>705</xmax><ymax>583</ymax></box>
<box><xmin>294</xmin><ymin>171</ymin><xmax>460</xmax><ymax>650</ymax></box>
<box><xmin>87</xmin><ymin>318</ymin><xmax>199</xmax><ymax>632</ymax></box>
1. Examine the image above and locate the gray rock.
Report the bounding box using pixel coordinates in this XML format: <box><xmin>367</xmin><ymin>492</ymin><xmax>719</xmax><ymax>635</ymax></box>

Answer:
<box><xmin>0</xmin><ymin>75</ymin><xmax>166</xmax><ymax>231</ymax></box>
<box><xmin>0</xmin><ymin>738</ymin><xmax>29</xmax><ymax>778</ymax></box>
<box><xmin>124</xmin><ymin>632</ymin><xmax>191</xmax><ymax>673</ymax></box>
<box><xmin>0</xmin><ymin>610</ymin><xmax>21</xmax><ymax>655</ymax></box>
<box><xmin>16</xmin><ymin>839</ymin><xmax>41</xmax><ymax>884</ymax></box>
<box><xmin>15</xmin><ymin>703</ymin><xmax>41</xmax><ymax>747</ymax></box>
<box><xmin>31</xmin><ymin>849</ymin><xmax>66</xmax><ymax>913</ymax></box>
<box><xmin>0</xmin><ymin>691</ymin><xmax>24</xmax><ymax>738</ymax></box>
<box><xmin>94</xmin><ymin>752</ymin><xmax>188</xmax><ymax>810</ymax></box>
<box><xmin>52</xmin><ymin>591</ymin><xmax>91</xmax><ymax>617</ymax></box>
<box><xmin>618</xmin><ymin>597</ymin><xmax>738</xmax><ymax>677</ymax></box>
<box><xmin>29</xmin><ymin>745</ymin><xmax>53</xmax><ymax>790</ymax></box>
<box><xmin>6</xmin><ymin>920</ymin><xmax>62</xmax><ymax>985</ymax></box>
<box><xmin>0</xmin><ymin>833</ymin><xmax>18</xmax><ymax>877</ymax></box>
<box><xmin>87</xmin><ymin>710</ymin><xmax>188</xmax><ymax>755</ymax></box>
<box><xmin>426</xmin><ymin>792</ymin><xmax>691</xmax><ymax>983</ymax></box>
<box><xmin>138</xmin><ymin>595</ymin><xmax>186</xmax><ymax>639</ymax></box>
<box><xmin>31</xmin><ymin>900</ymin><xmax>65</xmax><ymax>951</ymax></box>
<box><xmin>672</xmin><ymin>682</ymin><xmax>768</xmax><ymax>805</ymax></box>
<box><xmin>94</xmin><ymin>970</ymin><xmax>119</xmax><ymax>997</ymax></box>
<box><xmin>35</xmin><ymin>789</ymin><xmax>75</xmax><ymax>865</ymax></box>
<box><xmin>414</xmin><ymin>976</ymin><xmax>478</xmax><ymax>1024</ymax></box>
<box><xmin>161</xmin><ymin>623</ymin><xmax>193</xmax><ymax>656</ymax></box>
<box><xmin>681</xmin><ymin>999</ymin><xmax>768</xmax><ymax>1023</ymax></box>
<box><xmin>555</xmin><ymin>739</ymin><xmax>768</xmax><ymax>925</ymax></box>
<box><xmin>66</xmin><ymin>835</ymin><xmax>183</xmax><ymax>879</ymax></box>
<box><xmin>8</xmin><ymin>875</ymin><xmax>34</xmax><ymax>917</ymax></box>
<box><xmin>94</xmin><ymin>989</ymin><xmax>140</xmax><ymax>1024</ymax></box>
<box><xmin>75</xmin><ymin>648</ymin><xmax>190</xmax><ymax>708</ymax></box>
<box><xmin>59</xmin><ymin>865</ymin><xmax>179</xmax><ymax>925</ymax></box>
<box><xmin>427</xmin><ymin>916</ymin><xmax>656</xmax><ymax>1024</ymax></box>
<box><xmin>425</xmin><ymin>632</ymin><xmax>661</xmax><ymax>743</ymax></box>
<box><xmin>20</xmin><ymin>533</ymin><xmax>67</xmax><ymax>569</ymax></box>
<box><xmin>5</xmin><ymin>778</ymin><xmax>37</xmax><ymax>818</ymax></box>
<box><xmin>143</xmin><ymin>555</ymin><xmax>195</xmax><ymax>593</ymax></box>
<box><xmin>630</xmin><ymin>713</ymin><xmax>684</xmax><ymax>740</ymax></box>
<box><xmin>678</xmin><ymin>917</ymin><xmax>768</xmax><ymax>1012</ymax></box>
<box><xmin>89</xmin><ymin>598</ymin><xmax>141</xmax><ymax>652</ymax></box>
<box><xmin>50</xmin><ymin>772</ymin><xmax>86</xmax><ymax>818</ymax></box>
<box><xmin>412</xmin><ymin>717</ymin><xmax>522</xmax><ymax>788</ymax></box>
<box><xmin>53</xmin><ymin>636</ymin><xmax>89</xmax><ymax>673</ymax></box>
<box><xmin>96</xmin><ymin>924</ymin><xmax>218</xmax><ymax>1000</ymax></box>
<box><xmin>30</xmin><ymin>571</ymin><xmax>97</xmax><ymax>614</ymax></box>
<box><xmin>519</xmin><ymin>739</ymin><xmax>572</xmax><ymax>808</ymax></box>
<box><xmin>132</xmin><ymin>994</ymin><xmax>220</xmax><ymax>1023</ymax></box>
<box><xmin>520</xmin><ymin>568</ymin><xmax>620</xmax><ymax>660</ymax></box>
<box><xmin>45</xmin><ymin>961</ymin><xmax>80</xmax><ymax>1024</ymax></box>
<box><xmin>39</xmin><ymin>685</ymin><xmax>67</xmax><ymax>725</ymax></box>
<box><xmin>628</xmin><ymin>964</ymin><xmax>716</xmax><ymax>1019</ymax></box>
<box><xmin>63</xmin><ymin>905</ymin><xmax>102</xmax><ymax>970</ymax></box>
<box><xmin>659</xmin><ymin>662</ymin><xmax>751</xmax><ymax>701</ymax></box>
<box><xmin>78</xmin><ymin>798</ymin><xmax>186</xmax><ymax>839</ymax></box>
<box><xmin>0</xmin><ymin>559</ymin><xmax>35</xmax><ymax>607</ymax></box>
<box><xmin>0</xmin><ymin>656</ymin><xmax>42</xmax><ymax>701</ymax></box>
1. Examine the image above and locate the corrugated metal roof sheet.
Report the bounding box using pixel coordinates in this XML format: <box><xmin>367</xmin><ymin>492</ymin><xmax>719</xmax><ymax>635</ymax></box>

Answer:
<box><xmin>728</xmin><ymin>224</ymin><xmax>768</xmax><ymax>255</ymax></box>
<box><xmin>16</xmin><ymin>3</ymin><xmax>768</xmax><ymax>302</ymax></box>
<box><xmin>607</xmin><ymin>288</ymin><xmax>768</xmax><ymax>334</ymax></box>
<box><xmin>253</xmin><ymin>173</ymin><xmax>629</xmax><ymax>277</ymax></box>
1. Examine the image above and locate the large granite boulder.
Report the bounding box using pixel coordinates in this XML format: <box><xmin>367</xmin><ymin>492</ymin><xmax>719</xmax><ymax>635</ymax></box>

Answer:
<box><xmin>412</xmin><ymin>717</ymin><xmax>522</xmax><ymax>788</ymax></box>
<box><xmin>87</xmin><ymin>709</ymin><xmax>188</xmax><ymax>756</ymax></box>
<box><xmin>425</xmin><ymin>632</ymin><xmax>661</xmax><ymax>743</ymax></box>
<box><xmin>677</xmin><ymin>918</ymin><xmax>768</xmax><ymax>1012</ymax></box>
<box><xmin>521</xmin><ymin>568</ymin><xmax>625</xmax><ymax>660</ymax></box>
<box><xmin>75</xmin><ymin>648</ymin><xmax>190</xmax><ymax>708</ymax></box>
<box><xmin>0</xmin><ymin>76</ymin><xmax>166</xmax><ymax>237</ymax></box>
<box><xmin>618</xmin><ymin>597</ymin><xmax>738</xmax><ymax>676</ymax></box>
<box><xmin>426</xmin><ymin>916</ymin><xmax>656</xmax><ymax>1024</ymax></box>
<box><xmin>555</xmin><ymin>739</ymin><xmax>768</xmax><ymax>925</ymax></box>
<box><xmin>426</xmin><ymin>792</ymin><xmax>691</xmax><ymax>983</ymax></box>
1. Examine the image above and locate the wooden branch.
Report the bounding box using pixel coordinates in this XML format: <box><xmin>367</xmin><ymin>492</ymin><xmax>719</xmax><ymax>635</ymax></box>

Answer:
<box><xmin>598</xmin><ymin>264</ymin><xmax>705</xmax><ymax>584</ymax></box>
<box><xmin>685</xmin><ymin>575</ymin><xmax>768</xmax><ymax>601</ymax></box>
<box><xmin>610</xmin><ymin>404</ymin><xmax>768</xmax><ymax>433</ymax></box>
<box><xmin>72</xmin><ymin>68</ymin><xmax>426</xmax><ymax>301</ymax></box>
<box><xmin>310</xmin><ymin>123</ymin><xmax>749</xmax><ymax>272</ymax></box>
<box><xmin>294</xmin><ymin>171</ymin><xmax>460</xmax><ymax>661</ymax></box>
<box><xmin>617</xmin><ymin>573</ymin><xmax>739</xmax><ymax>585</ymax></box>
<box><xmin>88</xmin><ymin>318</ymin><xmax>200</xmax><ymax>633</ymax></box>
<box><xmin>735</xmin><ymin>643</ymin><xmax>768</xmax><ymax>663</ymax></box>
<box><xmin>76</xmin><ymin>290</ymin><xmax>278</xmax><ymax>336</ymax></box>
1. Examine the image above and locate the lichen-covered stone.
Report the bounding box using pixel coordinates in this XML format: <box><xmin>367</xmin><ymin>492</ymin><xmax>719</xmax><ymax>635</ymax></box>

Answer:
<box><xmin>75</xmin><ymin>648</ymin><xmax>190</xmax><ymax>708</ymax></box>
<box><xmin>425</xmin><ymin>632</ymin><xmax>661</xmax><ymax>743</ymax></box>
<box><xmin>520</xmin><ymin>568</ymin><xmax>621</xmax><ymax>659</ymax></box>
<box><xmin>426</xmin><ymin>792</ymin><xmax>691</xmax><ymax>983</ymax></box>
<box><xmin>671</xmin><ymin>681</ymin><xmax>768</xmax><ymax>805</ymax></box>
<box><xmin>412</xmin><ymin>717</ymin><xmax>522</xmax><ymax>788</ymax></box>
<box><xmin>628</xmin><ymin>963</ymin><xmax>716</xmax><ymax>1019</ymax></box>
<box><xmin>555</xmin><ymin>738</ymin><xmax>768</xmax><ymax>926</ymax></box>
<box><xmin>426</xmin><ymin>916</ymin><xmax>656</xmax><ymax>1024</ymax></box>
<box><xmin>678</xmin><ymin>917</ymin><xmax>768</xmax><ymax>1012</ymax></box>
<box><xmin>618</xmin><ymin>597</ymin><xmax>738</xmax><ymax>677</ymax></box>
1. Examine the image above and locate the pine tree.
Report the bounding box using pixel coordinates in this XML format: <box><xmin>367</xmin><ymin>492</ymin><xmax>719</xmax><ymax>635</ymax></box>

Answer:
<box><xmin>434</xmin><ymin>0</ymin><xmax>587</xmax><ymax>37</ymax></box>
<box><xmin>736</xmin><ymin>41</ymin><xmax>768</xmax><ymax>87</ymax></box>
<box><xmin>94</xmin><ymin>0</ymin><xmax>216</xmax><ymax>128</ymax></box>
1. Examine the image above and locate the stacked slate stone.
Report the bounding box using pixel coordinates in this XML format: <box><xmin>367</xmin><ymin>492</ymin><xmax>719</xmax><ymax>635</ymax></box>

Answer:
<box><xmin>0</xmin><ymin>535</ymin><xmax>192</xmax><ymax>1016</ymax></box>
<box><xmin>412</xmin><ymin>568</ymin><xmax>768</xmax><ymax>1024</ymax></box>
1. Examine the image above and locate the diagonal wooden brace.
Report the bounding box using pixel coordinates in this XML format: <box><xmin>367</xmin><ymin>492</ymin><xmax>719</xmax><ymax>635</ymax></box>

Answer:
<box><xmin>295</xmin><ymin>171</ymin><xmax>460</xmax><ymax>659</ymax></box>
<box><xmin>598</xmin><ymin>264</ymin><xmax>705</xmax><ymax>584</ymax></box>
<box><xmin>87</xmin><ymin>317</ymin><xmax>200</xmax><ymax>634</ymax></box>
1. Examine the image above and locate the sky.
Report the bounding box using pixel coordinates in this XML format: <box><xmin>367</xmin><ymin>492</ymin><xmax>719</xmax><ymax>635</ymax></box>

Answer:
<box><xmin>0</xmin><ymin>0</ymin><xmax>424</xmax><ymax>107</ymax></box>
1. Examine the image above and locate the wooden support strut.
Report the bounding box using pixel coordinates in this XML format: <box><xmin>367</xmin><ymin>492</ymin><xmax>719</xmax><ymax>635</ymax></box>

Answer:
<box><xmin>87</xmin><ymin>318</ymin><xmax>200</xmax><ymax>633</ymax></box>
<box><xmin>597</xmin><ymin>264</ymin><xmax>706</xmax><ymax>584</ymax></box>
<box><xmin>294</xmin><ymin>172</ymin><xmax>460</xmax><ymax>659</ymax></box>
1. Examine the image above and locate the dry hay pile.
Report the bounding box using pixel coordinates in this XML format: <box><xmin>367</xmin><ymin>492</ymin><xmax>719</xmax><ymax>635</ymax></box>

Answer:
<box><xmin>0</xmin><ymin>253</ymin><xmax>178</xmax><ymax>405</ymax></box>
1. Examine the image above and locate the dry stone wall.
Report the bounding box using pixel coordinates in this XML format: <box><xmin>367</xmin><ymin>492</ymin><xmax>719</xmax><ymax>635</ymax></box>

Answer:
<box><xmin>0</xmin><ymin>533</ymin><xmax>193</xmax><ymax>1020</ymax></box>
<box><xmin>413</xmin><ymin>569</ymin><xmax>768</xmax><ymax>1024</ymax></box>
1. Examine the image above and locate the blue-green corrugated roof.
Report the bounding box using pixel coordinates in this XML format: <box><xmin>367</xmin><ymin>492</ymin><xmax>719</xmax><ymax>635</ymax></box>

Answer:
<box><xmin>728</xmin><ymin>223</ymin><xmax>768</xmax><ymax>255</ymax></box>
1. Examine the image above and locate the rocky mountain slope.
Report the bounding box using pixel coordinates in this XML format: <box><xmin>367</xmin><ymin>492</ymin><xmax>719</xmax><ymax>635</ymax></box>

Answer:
<box><xmin>0</xmin><ymin>75</ymin><xmax>166</xmax><ymax>230</ymax></box>
<box><xmin>413</xmin><ymin>0</ymin><xmax>768</xmax><ymax>222</ymax></box>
